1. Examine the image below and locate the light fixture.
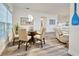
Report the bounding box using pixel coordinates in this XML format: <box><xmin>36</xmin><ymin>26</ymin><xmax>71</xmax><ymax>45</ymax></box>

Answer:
<box><xmin>26</xmin><ymin>8</ymin><xmax>30</xmax><ymax>10</ymax></box>
<box><xmin>72</xmin><ymin>3</ymin><xmax>79</xmax><ymax>25</ymax></box>
<box><xmin>26</xmin><ymin>8</ymin><xmax>33</xmax><ymax>22</ymax></box>
<box><xmin>27</xmin><ymin>14</ymin><xmax>33</xmax><ymax>22</ymax></box>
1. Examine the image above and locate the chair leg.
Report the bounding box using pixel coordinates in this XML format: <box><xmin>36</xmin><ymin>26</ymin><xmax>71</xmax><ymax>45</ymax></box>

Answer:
<box><xmin>41</xmin><ymin>40</ymin><xmax>43</xmax><ymax>48</ymax></box>
<box><xmin>43</xmin><ymin>38</ymin><xmax>45</xmax><ymax>44</ymax></box>
<box><xmin>26</xmin><ymin>42</ymin><xmax>27</xmax><ymax>51</ymax></box>
<box><xmin>13</xmin><ymin>38</ymin><xmax>15</xmax><ymax>45</ymax></box>
<box><xmin>18</xmin><ymin>40</ymin><xmax>21</xmax><ymax>49</ymax></box>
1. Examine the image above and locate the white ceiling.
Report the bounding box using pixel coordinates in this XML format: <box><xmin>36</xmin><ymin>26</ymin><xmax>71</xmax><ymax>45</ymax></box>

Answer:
<box><xmin>11</xmin><ymin>3</ymin><xmax>70</xmax><ymax>15</ymax></box>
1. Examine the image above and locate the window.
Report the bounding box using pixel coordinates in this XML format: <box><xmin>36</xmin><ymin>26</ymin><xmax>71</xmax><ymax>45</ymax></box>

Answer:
<box><xmin>49</xmin><ymin>19</ymin><xmax>55</xmax><ymax>25</ymax></box>
<box><xmin>0</xmin><ymin>4</ymin><xmax>12</xmax><ymax>40</ymax></box>
<box><xmin>7</xmin><ymin>10</ymin><xmax>12</xmax><ymax>34</ymax></box>
<box><xmin>0</xmin><ymin>4</ymin><xmax>7</xmax><ymax>37</ymax></box>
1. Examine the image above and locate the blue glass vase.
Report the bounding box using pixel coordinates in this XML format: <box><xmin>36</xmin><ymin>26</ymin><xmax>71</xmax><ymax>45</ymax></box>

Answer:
<box><xmin>72</xmin><ymin>3</ymin><xmax>79</xmax><ymax>25</ymax></box>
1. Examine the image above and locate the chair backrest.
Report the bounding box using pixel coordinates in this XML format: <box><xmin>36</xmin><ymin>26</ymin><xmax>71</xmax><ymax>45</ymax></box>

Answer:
<box><xmin>56</xmin><ymin>28</ymin><xmax>63</xmax><ymax>36</ymax></box>
<box><xmin>41</xmin><ymin>27</ymin><xmax>46</xmax><ymax>39</ymax></box>
<box><xmin>18</xmin><ymin>29</ymin><xmax>28</xmax><ymax>41</ymax></box>
<box><xmin>12</xmin><ymin>27</ymin><xmax>16</xmax><ymax>37</ymax></box>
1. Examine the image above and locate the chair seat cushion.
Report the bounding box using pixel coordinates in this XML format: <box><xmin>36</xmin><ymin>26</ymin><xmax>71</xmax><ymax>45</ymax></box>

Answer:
<box><xmin>27</xmin><ymin>36</ymin><xmax>31</xmax><ymax>40</ymax></box>
<box><xmin>35</xmin><ymin>40</ymin><xmax>41</xmax><ymax>43</ymax></box>
<box><xmin>14</xmin><ymin>34</ymin><xmax>19</xmax><ymax>38</ymax></box>
<box><xmin>37</xmin><ymin>31</ymin><xmax>41</xmax><ymax>35</ymax></box>
<box><xmin>19</xmin><ymin>36</ymin><xmax>31</xmax><ymax>41</ymax></box>
<box><xmin>34</xmin><ymin>35</ymin><xmax>41</xmax><ymax>39</ymax></box>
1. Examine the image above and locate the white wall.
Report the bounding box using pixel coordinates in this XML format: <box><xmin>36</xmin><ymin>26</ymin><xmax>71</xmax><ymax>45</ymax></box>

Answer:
<box><xmin>58</xmin><ymin>15</ymin><xmax>70</xmax><ymax>23</ymax></box>
<box><xmin>68</xmin><ymin>3</ymin><xmax>79</xmax><ymax>56</ymax></box>
<box><xmin>13</xmin><ymin>8</ymin><xmax>58</xmax><ymax>32</ymax></box>
<box><xmin>46</xmin><ymin>16</ymin><xmax>58</xmax><ymax>32</ymax></box>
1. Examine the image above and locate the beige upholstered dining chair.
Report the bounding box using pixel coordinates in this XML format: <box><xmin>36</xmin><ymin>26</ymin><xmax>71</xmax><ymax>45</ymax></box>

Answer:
<box><xmin>55</xmin><ymin>28</ymin><xmax>69</xmax><ymax>43</ymax></box>
<box><xmin>18</xmin><ymin>29</ymin><xmax>31</xmax><ymax>50</ymax></box>
<box><xmin>34</xmin><ymin>28</ymin><xmax>46</xmax><ymax>47</ymax></box>
<box><xmin>12</xmin><ymin>27</ymin><xmax>19</xmax><ymax>45</ymax></box>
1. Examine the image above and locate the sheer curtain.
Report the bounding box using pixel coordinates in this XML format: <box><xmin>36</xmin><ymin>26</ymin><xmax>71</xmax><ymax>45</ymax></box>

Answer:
<box><xmin>0</xmin><ymin>3</ymin><xmax>12</xmax><ymax>41</ymax></box>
